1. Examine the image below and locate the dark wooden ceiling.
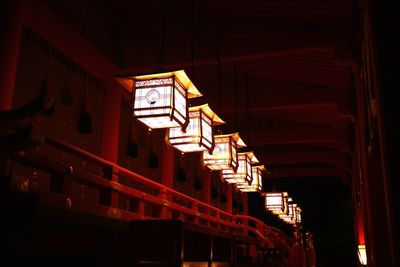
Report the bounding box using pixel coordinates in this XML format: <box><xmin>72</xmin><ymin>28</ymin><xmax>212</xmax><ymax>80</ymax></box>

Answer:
<box><xmin>106</xmin><ymin>0</ymin><xmax>358</xmax><ymax>184</ymax></box>
<box><xmin>42</xmin><ymin>0</ymin><xmax>361</xmax><ymax>265</ymax></box>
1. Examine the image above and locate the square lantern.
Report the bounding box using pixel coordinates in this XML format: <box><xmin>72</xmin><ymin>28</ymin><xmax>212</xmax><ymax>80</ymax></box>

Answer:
<box><xmin>357</xmin><ymin>245</ymin><xmax>367</xmax><ymax>265</ymax></box>
<box><xmin>221</xmin><ymin>152</ymin><xmax>258</xmax><ymax>185</ymax></box>
<box><xmin>280</xmin><ymin>203</ymin><xmax>297</xmax><ymax>224</ymax></box>
<box><xmin>265</xmin><ymin>192</ymin><xmax>285</xmax><ymax>213</ymax></box>
<box><xmin>168</xmin><ymin>104</ymin><xmax>224</xmax><ymax>153</ymax></box>
<box><xmin>271</xmin><ymin>193</ymin><xmax>290</xmax><ymax>216</ymax></box>
<box><xmin>295</xmin><ymin>206</ymin><xmax>302</xmax><ymax>224</ymax></box>
<box><xmin>115</xmin><ymin>70</ymin><xmax>202</xmax><ymax>129</ymax></box>
<box><xmin>202</xmin><ymin>133</ymin><xmax>246</xmax><ymax>171</ymax></box>
<box><xmin>235</xmin><ymin>165</ymin><xmax>265</xmax><ymax>192</ymax></box>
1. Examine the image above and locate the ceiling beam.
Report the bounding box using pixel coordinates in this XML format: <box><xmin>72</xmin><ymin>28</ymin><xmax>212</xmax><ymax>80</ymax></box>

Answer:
<box><xmin>119</xmin><ymin>46</ymin><xmax>333</xmax><ymax>75</ymax></box>
<box><xmin>218</xmin><ymin>89</ymin><xmax>352</xmax><ymax>118</ymax></box>
<box><xmin>248</xmin><ymin>128</ymin><xmax>349</xmax><ymax>146</ymax></box>
<box><xmin>257</xmin><ymin>151</ymin><xmax>350</xmax><ymax>171</ymax></box>
<box><xmin>265</xmin><ymin>167</ymin><xmax>345</xmax><ymax>179</ymax></box>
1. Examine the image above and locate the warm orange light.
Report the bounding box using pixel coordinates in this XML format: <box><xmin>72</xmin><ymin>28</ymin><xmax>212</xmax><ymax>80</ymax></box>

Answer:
<box><xmin>265</xmin><ymin>192</ymin><xmax>286</xmax><ymax>213</ymax></box>
<box><xmin>235</xmin><ymin>165</ymin><xmax>264</xmax><ymax>192</ymax></box>
<box><xmin>168</xmin><ymin>104</ymin><xmax>224</xmax><ymax>153</ymax></box>
<box><xmin>280</xmin><ymin>203</ymin><xmax>296</xmax><ymax>224</ymax></box>
<box><xmin>116</xmin><ymin>70</ymin><xmax>202</xmax><ymax>129</ymax></box>
<box><xmin>221</xmin><ymin>151</ymin><xmax>258</xmax><ymax>185</ymax></box>
<box><xmin>358</xmin><ymin>245</ymin><xmax>367</xmax><ymax>265</ymax></box>
<box><xmin>202</xmin><ymin>133</ymin><xmax>246</xmax><ymax>171</ymax></box>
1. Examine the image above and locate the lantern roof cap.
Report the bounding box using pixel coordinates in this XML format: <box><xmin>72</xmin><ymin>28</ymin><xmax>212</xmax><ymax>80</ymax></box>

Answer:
<box><xmin>115</xmin><ymin>69</ymin><xmax>202</xmax><ymax>98</ymax></box>
<box><xmin>252</xmin><ymin>164</ymin><xmax>266</xmax><ymax>171</ymax></box>
<box><xmin>214</xmin><ymin>132</ymin><xmax>246</xmax><ymax>148</ymax></box>
<box><xmin>189</xmin><ymin>104</ymin><xmax>225</xmax><ymax>125</ymax></box>
<box><xmin>238</xmin><ymin>151</ymin><xmax>260</xmax><ymax>164</ymax></box>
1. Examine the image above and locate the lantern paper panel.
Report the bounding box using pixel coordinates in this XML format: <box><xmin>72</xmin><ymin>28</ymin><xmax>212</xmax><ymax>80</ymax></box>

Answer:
<box><xmin>168</xmin><ymin>104</ymin><xmax>224</xmax><ymax>153</ymax></box>
<box><xmin>271</xmin><ymin>192</ymin><xmax>290</xmax><ymax>216</ymax></box>
<box><xmin>280</xmin><ymin>203</ymin><xmax>296</xmax><ymax>224</ymax></box>
<box><xmin>357</xmin><ymin>245</ymin><xmax>367</xmax><ymax>265</ymax></box>
<box><xmin>221</xmin><ymin>151</ymin><xmax>258</xmax><ymax>185</ymax></box>
<box><xmin>296</xmin><ymin>206</ymin><xmax>302</xmax><ymax>223</ymax></box>
<box><xmin>236</xmin><ymin>165</ymin><xmax>264</xmax><ymax>192</ymax></box>
<box><xmin>202</xmin><ymin>133</ymin><xmax>246</xmax><ymax>171</ymax></box>
<box><xmin>115</xmin><ymin>70</ymin><xmax>202</xmax><ymax>129</ymax></box>
<box><xmin>265</xmin><ymin>192</ymin><xmax>285</xmax><ymax>213</ymax></box>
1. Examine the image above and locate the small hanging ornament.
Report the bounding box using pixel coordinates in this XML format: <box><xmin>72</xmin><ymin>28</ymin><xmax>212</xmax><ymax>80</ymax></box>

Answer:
<box><xmin>126</xmin><ymin>124</ymin><xmax>138</xmax><ymax>158</ymax></box>
<box><xmin>147</xmin><ymin>129</ymin><xmax>159</xmax><ymax>169</ymax></box>
<box><xmin>194</xmin><ymin>173</ymin><xmax>202</xmax><ymax>191</ymax></box>
<box><xmin>177</xmin><ymin>153</ymin><xmax>186</xmax><ymax>182</ymax></box>
<box><xmin>220</xmin><ymin>191</ymin><xmax>227</xmax><ymax>204</ymax></box>
<box><xmin>211</xmin><ymin>177</ymin><xmax>219</xmax><ymax>199</ymax></box>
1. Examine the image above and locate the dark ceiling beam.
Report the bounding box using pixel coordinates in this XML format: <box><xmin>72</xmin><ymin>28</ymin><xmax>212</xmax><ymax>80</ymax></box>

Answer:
<box><xmin>257</xmin><ymin>151</ymin><xmax>350</xmax><ymax>170</ymax></box>
<box><xmin>265</xmin><ymin>167</ymin><xmax>345</xmax><ymax>179</ymax></box>
<box><xmin>119</xmin><ymin>46</ymin><xmax>334</xmax><ymax>74</ymax></box>
<box><xmin>248</xmin><ymin>128</ymin><xmax>349</xmax><ymax>146</ymax></box>
<box><xmin>219</xmin><ymin>89</ymin><xmax>352</xmax><ymax>118</ymax></box>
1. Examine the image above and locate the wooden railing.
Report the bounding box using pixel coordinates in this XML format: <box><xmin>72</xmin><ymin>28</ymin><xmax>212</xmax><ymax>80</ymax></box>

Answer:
<box><xmin>12</xmin><ymin>136</ymin><xmax>289</xmax><ymax>249</ymax></box>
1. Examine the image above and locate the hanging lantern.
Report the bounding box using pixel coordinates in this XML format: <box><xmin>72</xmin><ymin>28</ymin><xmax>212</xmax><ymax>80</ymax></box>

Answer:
<box><xmin>295</xmin><ymin>206</ymin><xmax>302</xmax><ymax>224</ymax></box>
<box><xmin>221</xmin><ymin>152</ymin><xmax>258</xmax><ymax>185</ymax></box>
<box><xmin>168</xmin><ymin>104</ymin><xmax>224</xmax><ymax>153</ymax></box>
<box><xmin>265</xmin><ymin>192</ymin><xmax>287</xmax><ymax>213</ymax></box>
<box><xmin>357</xmin><ymin>245</ymin><xmax>367</xmax><ymax>265</ymax></box>
<box><xmin>202</xmin><ymin>133</ymin><xmax>246</xmax><ymax>171</ymax></box>
<box><xmin>280</xmin><ymin>203</ymin><xmax>297</xmax><ymax>224</ymax></box>
<box><xmin>116</xmin><ymin>70</ymin><xmax>202</xmax><ymax>129</ymax></box>
<box><xmin>235</xmin><ymin>165</ymin><xmax>265</xmax><ymax>192</ymax></box>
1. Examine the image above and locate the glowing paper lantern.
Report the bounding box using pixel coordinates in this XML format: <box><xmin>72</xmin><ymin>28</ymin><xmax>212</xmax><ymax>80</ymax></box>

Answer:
<box><xmin>265</xmin><ymin>192</ymin><xmax>287</xmax><ymax>213</ymax></box>
<box><xmin>202</xmin><ymin>133</ymin><xmax>246</xmax><ymax>171</ymax></box>
<box><xmin>357</xmin><ymin>245</ymin><xmax>367</xmax><ymax>265</ymax></box>
<box><xmin>280</xmin><ymin>203</ymin><xmax>296</xmax><ymax>224</ymax></box>
<box><xmin>295</xmin><ymin>206</ymin><xmax>302</xmax><ymax>224</ymax></box>
<box><xmin>116</xmin><ymin>70</ymin><xmax>202</xmax><ymax>129</ymax></box>
<box><xmin>221</xmin><ymin>152</ymin><xmax>258</xmax><ymax>184</ymax></box>
<box><xmin>235</xmin><ymin>165</ymin><xmax>265</xmax><ymax>192</ymax></box>
<box><xmin>168</xmin><ymin>104</ymin><xmax>224</xmax><ymax>153</ymax></box>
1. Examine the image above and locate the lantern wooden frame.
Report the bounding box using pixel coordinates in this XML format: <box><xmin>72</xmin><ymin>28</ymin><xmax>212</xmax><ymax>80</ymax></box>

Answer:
<box><xmin>116</xmin><ymin>70</ymin><xmax>202</xmax><ymax>129</ymax></box>
<box><xmin>265</xmin><ymin>192</ymin><xmax>285</xmax><ymax>213</ymax></box>
<box><xmin>202</xmin><ymin>133</ymin><xmax>245</xmax><ymax>171</ymax></box>
<box><xmin>221</xmin><ymin>151</ymin><xmax>258</xmax><ymax>185</ymax></box>
<box><xmin>280</xmin><ymin>203</ymin><xmax>297</xmax><ymax>224</ymax></box>
<box><xmin>235</xmin><ymin>165</ymin><xmax>264</xmax><ymax>192</ymax></box>
<box><xmin>295</xmin><ymin>206</ymin><xmax>302</xmax><ymax>224</ymax></box>
<box><xmin>357</xmin><ymin>245</ymin><xmax>367</xmax><ymax>265</ymax></box>
<box><xmin>168</xmin><ymin>104</ymin><xmax>224</xmax><ymax>153</ymax></box>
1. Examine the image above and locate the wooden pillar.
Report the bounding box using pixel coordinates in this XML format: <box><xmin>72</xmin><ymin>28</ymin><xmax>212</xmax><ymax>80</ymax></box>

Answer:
<box><xmin>161</xmin><ymin>141</ymin><xmax>174</xmax><ymax>188</ymax></box>
<box><xmin>225</xmin><ymin>184</ymin><xmax>233</xmax><ymax>214</ymax></box>
<box><xmin>0</xmin><ymin>0</ymin><xmax>23</xmax><ymax>110</ymax></box>
<box><xmin>241</xmin><ymin>193</ymin><xmax>248</xmax><ymax>215</ymax></box>
<box><xmin>202</xmin><ymin>170</ymin><xmax>211</xmax><ymax>204</ymax></box>
<box><xmin>100</xmin><ymin>85</ymin><xmax>122</xmax><ymax>207</ymax></box>
<box><xmin>160</xmin><ymin>141</ymin><xmax>174</xmax><ymax>219</ymax></box>
<box><xmin>100</xmin><ymin>85</ymin><xmax>122</xmax><ymax>163</ymax></box>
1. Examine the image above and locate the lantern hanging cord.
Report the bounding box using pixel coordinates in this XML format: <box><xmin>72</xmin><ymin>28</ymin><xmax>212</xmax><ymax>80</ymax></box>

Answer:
<box><xmin>190</xmin><ymin>0</ymin><xmax>196</xmax><ymax>80</ymax></box>
<box><xmin>85</xmin><ymin>69</ymin><xmax>89</xmax><ymax>101</ymax></box>
<box><xmin>217</xmin><ymin>51</ymin><xmax>222</xmax><ymax>115</ymax></box>
<box><xmin>244</xmin><ymin>73</ymin><xmax>250</xmax><ymax>143</ymax></box>
<box><xmin>155</xmin><ymin>0</ymin><xmax>167</xmax><ymax>72</ymax></box>
<box><xmin>233</xmin><ymin>62</ymin><xmax>238</xmax><ymax>130</ymax></box>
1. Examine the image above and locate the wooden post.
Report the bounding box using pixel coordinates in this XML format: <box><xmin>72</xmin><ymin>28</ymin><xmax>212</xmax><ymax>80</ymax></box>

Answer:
<box><xmin>160</xmin><ymin>141</ymin><xmax>174</xmax><ymax>219</ymax></box>
<box><xmin>100</xmin><ymin>85</ymin><xmax>122</xmax><ymax>208</ymax></box>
